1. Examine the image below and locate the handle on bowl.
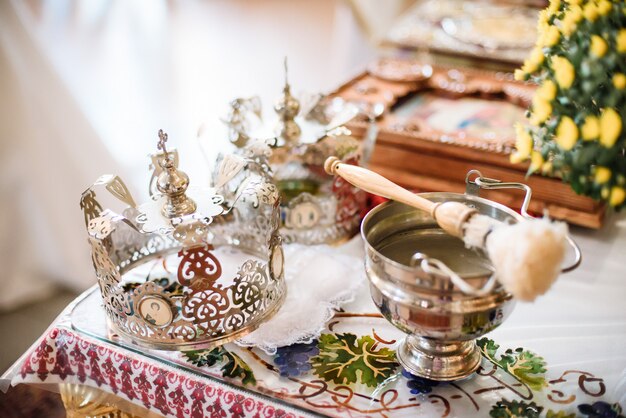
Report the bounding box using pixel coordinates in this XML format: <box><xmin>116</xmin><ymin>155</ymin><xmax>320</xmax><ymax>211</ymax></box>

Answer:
<box><xmin>464</xmin><ymin>170</ymin><xmax>582</xmax><ymax>272</ymax></box>
<box><xmin>410</xmin><ymin>252</ymin><xmax>497</xmax><ymax>296</ymax></box>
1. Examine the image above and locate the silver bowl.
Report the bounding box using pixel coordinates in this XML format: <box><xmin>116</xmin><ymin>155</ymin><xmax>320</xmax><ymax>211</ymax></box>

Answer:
<box><xmin>362</xmin><ymin>191</ymin><xmax>519</xmax><ymax>381</ymax></box>
<box><xmin>361</xmin><ymin>170</ymin><xmax>582</xmax><ymax>381</ymax></box>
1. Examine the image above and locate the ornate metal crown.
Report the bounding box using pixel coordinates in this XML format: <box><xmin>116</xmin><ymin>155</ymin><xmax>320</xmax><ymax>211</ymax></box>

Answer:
<box><xmin>80</xmin><ymin>130</ymin><xmax>286</xmax><ymax>350</ymax></box>
<box><xmin>221</xmin><ymin>60</ymin><xmax>366</xmax><ymax>244</ymax></box>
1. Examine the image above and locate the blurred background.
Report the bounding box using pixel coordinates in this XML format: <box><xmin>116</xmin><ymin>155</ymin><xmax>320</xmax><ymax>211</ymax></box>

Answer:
<box><xmin>0</xmin><ymin>0</ymin><xmax>416</xmax><ymax>373</ymax></box>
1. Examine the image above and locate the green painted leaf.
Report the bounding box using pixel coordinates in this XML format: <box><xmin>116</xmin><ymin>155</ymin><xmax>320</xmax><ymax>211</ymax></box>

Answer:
<box><xmin>477</xmin><ymin>338</ymin><xmax>547</xmax><ymax>391</ymax></box>
<box><xmin>184</xmin><ymin>347</ymin><xmax>223</xmax><ymax>368</ymax></box>
<box><xmin>507</xmin><ymin>349</ymin><xmax>547</xmax><ymax>391</ymax></box>
<box><xmin>221</xmin><ymin>351</ymin><xmax>256</xmax><ymax>386</ymax></box>
<box><xmin>183</xmin><ymin>347</ymin><xmax>256</xmax><ymax>386</ymax></box>
<box><xmin>546</xmin><ymin>410</ymin><xmax>577</xmax><ymax>418</ymax></box>
<box><xmin>478</xmin><ymin>337</ymin><xmax>500</xmax><ymax>359</ymax></box>
<box><xmin>489</xmin><ymin>399</ymin><xmax>543</xmax><ymax>418</ymax></box>
<box><xmin>311</xmin><ymin>333</ymin><xmax>398</xmax><ymax>388</ymax></box>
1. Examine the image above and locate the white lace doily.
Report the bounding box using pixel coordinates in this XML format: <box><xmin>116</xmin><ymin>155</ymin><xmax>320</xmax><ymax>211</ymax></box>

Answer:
<box><xmin>236</xmin><ymin>237</ymin><xmax>365</xmax><ymax>354</ymax></box>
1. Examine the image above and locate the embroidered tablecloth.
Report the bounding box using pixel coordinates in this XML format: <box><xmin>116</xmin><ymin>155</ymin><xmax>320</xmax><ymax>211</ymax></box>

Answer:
<box><xmin>3</xmin><ymin>218</ymin><xmax>626</xmax><ymax>418</ymax></box>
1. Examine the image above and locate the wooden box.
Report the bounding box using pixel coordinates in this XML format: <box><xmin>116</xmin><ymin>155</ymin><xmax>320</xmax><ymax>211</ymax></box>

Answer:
<box><xmin>327</xmin><ymin>58</ymin><xmax>605</xmax><ymax>228</ymax></box>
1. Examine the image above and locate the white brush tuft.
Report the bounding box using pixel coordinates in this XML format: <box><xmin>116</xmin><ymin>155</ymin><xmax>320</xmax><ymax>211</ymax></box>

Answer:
<box><xmin>485</xmin><ymin>218</ymin><xmax>568</xmax><ymax>302</ymax></box>
<box><xmin>462</xmin><ymin>213</ymin><xmax>501</xmax><ymax>249</ymax></box>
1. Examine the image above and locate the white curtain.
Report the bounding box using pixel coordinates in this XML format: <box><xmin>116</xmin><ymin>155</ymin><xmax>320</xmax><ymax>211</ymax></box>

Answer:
<box><xmin>0</xmin><ymin>1</ymin><xmax>132</xmax><ymax>309</ymax></box>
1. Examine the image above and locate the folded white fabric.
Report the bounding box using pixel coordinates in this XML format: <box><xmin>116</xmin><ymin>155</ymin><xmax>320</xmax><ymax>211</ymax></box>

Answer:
<box><xmin>236</xmin><ymin>237</ymin><xmax>365</xmax><ymax>354</ymax></box>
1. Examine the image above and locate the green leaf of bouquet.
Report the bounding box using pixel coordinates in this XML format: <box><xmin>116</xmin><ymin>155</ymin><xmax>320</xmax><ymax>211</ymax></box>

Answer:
<box><xmin>597</xmin><ymin>145</ymin><xmax>620</xmax><ymax>166</ymax></box>
<box><xmin>576</xmin><ymin>145</ymin><xmax>598</xmax><ymax>166</ymax></box>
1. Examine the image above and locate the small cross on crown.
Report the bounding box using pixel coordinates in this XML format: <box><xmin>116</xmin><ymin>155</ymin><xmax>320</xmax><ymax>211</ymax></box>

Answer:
<box><xmin>157</xmin><ymin>129</ymin><xmax>173</xmax><ymax>165</ymax></box>
<box><xmin>157</xmin><ymin>129</ymin><xmax>169</xmax><ymax>153</ymax></box>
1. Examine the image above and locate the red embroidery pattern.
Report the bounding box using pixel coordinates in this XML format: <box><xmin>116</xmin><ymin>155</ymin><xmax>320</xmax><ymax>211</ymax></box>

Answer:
<box><xmin>14</xmin><ymin>327</ymin><xmax>304</xmax><ymax>418</ymax></box>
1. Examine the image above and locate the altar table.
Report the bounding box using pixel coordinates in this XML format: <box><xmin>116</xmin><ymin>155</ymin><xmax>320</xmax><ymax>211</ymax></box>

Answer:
<box><xmin>2</xmin><ymin>217</ymin><xmax>626</xmax><ymax>418</ymax></box>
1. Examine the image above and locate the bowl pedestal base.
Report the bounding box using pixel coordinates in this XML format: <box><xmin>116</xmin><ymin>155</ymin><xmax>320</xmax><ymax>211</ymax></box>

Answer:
<box><xmin>397</xmin><ymin>335</ymin><xmax>482</xmax><ymax>381</ymax></box>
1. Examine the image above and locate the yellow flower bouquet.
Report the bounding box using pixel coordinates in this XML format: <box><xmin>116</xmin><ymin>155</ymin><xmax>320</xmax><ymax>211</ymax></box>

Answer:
<box><xmin>514</xmin><ymin>0</ymin><xmax>626</xmax><ymax>208</ymax></box>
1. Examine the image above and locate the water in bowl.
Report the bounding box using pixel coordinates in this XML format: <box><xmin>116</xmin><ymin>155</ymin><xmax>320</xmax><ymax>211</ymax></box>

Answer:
<box><xmin>376</xmin><ymin>228</ymin><xmax>493</xmax><ymax>278</ymax></box>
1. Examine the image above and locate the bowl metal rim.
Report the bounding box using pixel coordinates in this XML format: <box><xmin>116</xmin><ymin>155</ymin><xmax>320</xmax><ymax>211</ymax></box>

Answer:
<box><xmin>360</xmin><ymin>191</ymin><xmax>525</xmax><ymax>280</ymax></box>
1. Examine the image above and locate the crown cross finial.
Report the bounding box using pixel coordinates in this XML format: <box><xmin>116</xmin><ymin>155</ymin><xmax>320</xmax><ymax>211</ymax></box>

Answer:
<box><xmin>158</xmin><ymin>129</ymin><xmax>170</xmax><ymax>158</ymax></box>
<box><xmin>275</xmin><ymin>57</ymin><xmax>301</xmax><ymax>144</ymax></box>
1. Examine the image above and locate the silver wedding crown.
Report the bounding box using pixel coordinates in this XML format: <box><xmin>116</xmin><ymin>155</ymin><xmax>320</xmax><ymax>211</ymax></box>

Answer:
<box><xmin>80</xmin><ymin>130</ymin><xmax>286</xmax><ymax>350</ymax></box>
<box><xmin>221</xmin><ymin>61</ymin><xmax>366</xmax><ymax>245</ymax></box>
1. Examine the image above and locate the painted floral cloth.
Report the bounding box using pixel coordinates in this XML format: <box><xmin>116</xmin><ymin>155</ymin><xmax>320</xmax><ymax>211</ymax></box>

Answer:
<box><xmin>3</xmin><ymin>279</ymin><xmax>624</xmax><ymax>418</ymax></box>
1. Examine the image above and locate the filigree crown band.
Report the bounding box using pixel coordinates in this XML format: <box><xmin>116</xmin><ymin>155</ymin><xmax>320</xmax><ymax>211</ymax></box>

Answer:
<box><xmin>80</xmin><ymin>132</ymin><xmax>286</xmax><ymax>350</ymax></box>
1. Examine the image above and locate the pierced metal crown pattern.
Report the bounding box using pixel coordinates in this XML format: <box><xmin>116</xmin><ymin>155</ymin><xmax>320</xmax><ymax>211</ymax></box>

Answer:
<box><xmin>221</xmin><ymin>64</ymin><xmax>366</xmax><ymax>245</ymax></box>
<box><xmin>80</xmin><ymin>130</ymin><xmax>286</xmax><ymax>350</ymax></box>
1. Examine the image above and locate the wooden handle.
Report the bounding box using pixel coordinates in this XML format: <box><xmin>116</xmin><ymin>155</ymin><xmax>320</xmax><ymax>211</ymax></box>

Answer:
<box><xmin>325</xmin><ymin>157</ymin><xmax>477</xmax><ymax>238</ymax></box>
<box><xmin>324</xmin><ymin>157</ymin><xmax>436</xmax><ymax>213</ymax></box>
